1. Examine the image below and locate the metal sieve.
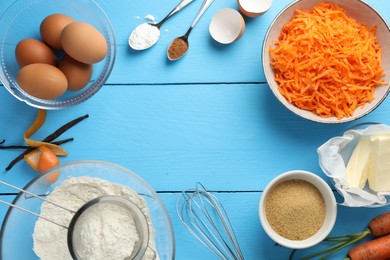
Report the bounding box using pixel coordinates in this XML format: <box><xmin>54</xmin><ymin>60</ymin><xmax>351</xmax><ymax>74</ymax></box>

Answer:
<box><xmin>0</xmin><ymin>180</ymin><xmax>150</xmax><ymax>260</ymax></box>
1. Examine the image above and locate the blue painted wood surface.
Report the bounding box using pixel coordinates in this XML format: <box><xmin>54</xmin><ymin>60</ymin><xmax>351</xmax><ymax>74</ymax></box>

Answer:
<box><xmin>1</xmin><ymin>0</ymin><xmax>390</xmax><ymax>259</ymax></box>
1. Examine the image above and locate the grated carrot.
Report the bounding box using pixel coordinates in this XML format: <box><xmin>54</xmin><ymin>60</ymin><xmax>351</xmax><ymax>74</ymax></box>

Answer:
<box><xmin>270</xmin><ymin>2</ymin><xmax>385</xmax><ymax>119</ymax></box>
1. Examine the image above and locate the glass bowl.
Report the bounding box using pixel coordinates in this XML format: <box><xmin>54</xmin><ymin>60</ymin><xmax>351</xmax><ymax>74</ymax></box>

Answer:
<box><xmin>0</xmin><ymin>160</ymin><xmax>175</xmax><ymax>259</ymax></box>
<box><xmin>0</xmin><ymin>0</ymin><xmax>116</xmax><ymax>109</ymax></box>
<box><xmin>262</xmin><ymin>0</ymin><xmax>390</xmax><ymax>123</ymax></box>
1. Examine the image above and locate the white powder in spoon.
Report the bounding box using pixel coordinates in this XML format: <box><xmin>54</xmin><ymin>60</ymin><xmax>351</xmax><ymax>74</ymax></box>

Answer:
<box><xmin>33</xmin><ymin>176</ymin><xmax>159</xmax><ymax>260</ymax></box>
<box><xmin>129</xmin><ymin>23</ymin><xmax>160</xmax><ymax>50</ymax></box>
<box><xmin>144</xmin><ymin>14</ymin><xmax>157</xmax><ymax>22</ymax></box>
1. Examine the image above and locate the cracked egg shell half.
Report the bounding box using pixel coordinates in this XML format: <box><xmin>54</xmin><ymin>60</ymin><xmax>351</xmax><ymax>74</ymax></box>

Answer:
<box><xmin>238</xmin><ymin>0</ymin><xmax>272</xmax><ymax>17</ymax></box>
<box><xmin>209</xmin><ymin>8</ymin><xmax>245</xmax><ymax>44</ymax></box>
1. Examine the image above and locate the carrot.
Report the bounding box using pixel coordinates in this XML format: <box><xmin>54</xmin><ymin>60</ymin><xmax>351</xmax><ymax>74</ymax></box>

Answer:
<box><xmin>289</xmin><ymin>212</ymin><xmax>390</xmax><ymax>260</ymax></box>
<box><xmin>347</xmin><ymin>234</ymin><xmax>390</xmax><ymax>260</ymax></box>
<box><xmin>270</xmin><ymin>2</ymin><xmax>385</xmax><ymax>119</ymax></box>
<box><xmin>368</xmin><ymin>212</ymin><xmax>390</xmax><ymax>237</ymax></box>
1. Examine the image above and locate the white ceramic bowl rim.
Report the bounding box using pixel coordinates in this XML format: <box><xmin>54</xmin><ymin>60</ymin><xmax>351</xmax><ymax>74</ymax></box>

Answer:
<box><xmin>259</xmin><ymin>170</ymin><xmax>337</xmax><ymax>249</ymax></box>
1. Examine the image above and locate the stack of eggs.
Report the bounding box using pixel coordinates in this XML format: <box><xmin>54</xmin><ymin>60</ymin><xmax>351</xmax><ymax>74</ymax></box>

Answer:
<box><xmin>15</xmin><ymin>14</ymin><xmax>108</xmax><ymax>100</ymax></box>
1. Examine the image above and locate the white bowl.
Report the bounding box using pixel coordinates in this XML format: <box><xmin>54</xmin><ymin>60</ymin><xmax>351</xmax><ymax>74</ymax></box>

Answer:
<box><xmin>262</xmin><ymin>0</ymin><xmax>390</xmax><ymax>123</ymax></box>
<box><xmin>259</xmin><ymin>170</ymin><xmax>337</xmax><ymax>249</ymax></box>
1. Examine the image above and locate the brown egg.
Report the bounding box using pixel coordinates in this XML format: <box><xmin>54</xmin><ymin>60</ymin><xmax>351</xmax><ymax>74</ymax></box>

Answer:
<box><xmin>58</xmin><ymin>55</ymin><xmax>93</xmax><ymax>91</ymax></box>
<box><xmin>40</xmin><ymin>14</ymin><xmax>75</xmax><ymax>50</ymax></box>
<box><xmin>61</xmin><ymin>22</ymin><xmax>108</xmax><ymax>64</ymax></box>
<box><xmin>15</xmin><ymin>39</ymin><xmax>57</xmax><ymax>67</ymax></box>
<box><xmin>17</xmin><ymin>63</ymin><xmax>68</xmax><ymax>100</ymax></box>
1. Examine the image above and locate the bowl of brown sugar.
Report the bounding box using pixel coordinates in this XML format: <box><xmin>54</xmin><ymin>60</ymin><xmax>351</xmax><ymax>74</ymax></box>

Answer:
<box><xmin>259</xmin><ymin>170</ymin><xmax>337</xmax><ymax>249</ymax></box>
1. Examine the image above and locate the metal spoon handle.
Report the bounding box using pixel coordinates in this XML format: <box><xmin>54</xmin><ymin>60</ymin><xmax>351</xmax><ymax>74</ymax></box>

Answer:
<box><xmin>157</xmin><ymin>0</ymin><xmax>195</xmax><ymax>28</ymax></box>
<box><xmin>186</xmin><ymin>0</ymin><xmax>214</xmax><ymax>36</ymax></box>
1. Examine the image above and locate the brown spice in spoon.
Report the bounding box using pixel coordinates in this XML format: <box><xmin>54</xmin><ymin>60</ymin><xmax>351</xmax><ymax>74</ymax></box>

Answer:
<box><xmin>168</xmin><ymin>38</ymin><xmax>188</xmax><ymax>60</ymax></box>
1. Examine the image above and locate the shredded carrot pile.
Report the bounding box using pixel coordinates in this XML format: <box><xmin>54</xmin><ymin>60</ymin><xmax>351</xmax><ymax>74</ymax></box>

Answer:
<box><xmin>270</xmin><ymin>2</ymin><xmax>385</xmax><ymax>119</ymax></box>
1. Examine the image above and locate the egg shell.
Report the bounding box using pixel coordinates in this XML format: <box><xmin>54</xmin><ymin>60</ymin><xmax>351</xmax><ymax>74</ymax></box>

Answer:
<box><xmin>238</xmin><ymin>0</ymin><xmax>272</xmax><ymax>17</ymax></box>
<box><xmin>61</xmin><ymin>22</ymin><xmax>108</xmax><ymax>64</ymax></box>
<box><xmin>209</xmin><ymin>8</ymin><xmax>245</xmax><ymax>44</ymax></box>
<box><xmin>15</xmin><ymin>39</ymin><xmax>57</xmax><ymax>67</ymax></box>
<box><xmin>17</xmin><ymin>63</ymin><xmax>68</xmax><ymax>100</ymax></box>
<box><xmin>40</xmin><ymin>14</ymin><xmax>75</xmax><ymax>50</ymax></box>
<box><xmin>58</xmin><ymin>55</ymin><xmax>93</xmax><ymax>91</ymax></box>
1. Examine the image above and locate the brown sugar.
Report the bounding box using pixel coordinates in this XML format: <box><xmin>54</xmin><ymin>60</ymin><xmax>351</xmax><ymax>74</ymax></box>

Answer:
<box><xmin>264</xmin><ymin>179</ymin><xmax>326</xmax><ymax>240</ymax></box>
<box><xmin>168</xmin><ymin>38</ymin><xmax>188</xmax><ymax>60</ymax></box>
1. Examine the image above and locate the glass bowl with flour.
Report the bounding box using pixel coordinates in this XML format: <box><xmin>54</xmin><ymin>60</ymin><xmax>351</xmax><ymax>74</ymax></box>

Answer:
<box><xmin>0</xmin><ymin>160</ymin><xmax>175</xmax><ymax>260</ymax></box>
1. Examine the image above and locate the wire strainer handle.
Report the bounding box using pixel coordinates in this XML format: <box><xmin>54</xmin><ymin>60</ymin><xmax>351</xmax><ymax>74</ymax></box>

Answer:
<box><xmin>0</xmin><ymin>197</ymin><xmax>69</xmax><ymax>229</ymax></box>
<box><xmin>0</xmin><ymin>180</ymin><xmax>75</xmax><ymax>229</ymax></box>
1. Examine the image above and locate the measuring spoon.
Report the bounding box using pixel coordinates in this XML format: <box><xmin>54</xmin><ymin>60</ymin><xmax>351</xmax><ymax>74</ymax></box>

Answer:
<box><xmin>129</xmin><ymin>0</ymin><xmax>195</xmax><ymax>50</ymax></box>
<box><xmin>167</xmin><ymin>0</ymin><xmax>214</xmax><ymax>61</ymax></box>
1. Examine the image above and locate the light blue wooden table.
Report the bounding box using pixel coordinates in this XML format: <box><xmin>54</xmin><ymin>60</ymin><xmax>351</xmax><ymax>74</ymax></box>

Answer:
<box><xmin>1</xmin><ymin>0</ymin><xmax>390</xmax><ymax>259</ymax></box>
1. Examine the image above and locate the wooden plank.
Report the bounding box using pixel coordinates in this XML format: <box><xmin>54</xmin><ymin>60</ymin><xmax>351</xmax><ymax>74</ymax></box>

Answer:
<box><xmin>163</xmin><ymin>192</ymin><xmax>390</xmax><ymax>260</ymax></box>
<box><xmin>1</xmin><ymin>84</ymin><xmax>390</xmax><ymax>192</ymax></box>
<box><xmin>1</xmin><ymin>0</ymin><xmax>390</xmax><ymax>259</ymax></box>
<box><xmin>2</xmin><ymin>191</ymin><xmax>390</xmax><ymax>259</ymax></box>
<box><xmin>1</xmin><ymin>0</ymin><xmax>389</xmax><ymax>84</ymax></box>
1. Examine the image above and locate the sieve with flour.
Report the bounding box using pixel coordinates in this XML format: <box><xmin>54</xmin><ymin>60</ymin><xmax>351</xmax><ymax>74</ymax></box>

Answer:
<box><xmin>0</xmin><ymin>180</ymin><xmax>151</xmax><ymax>260</ymax></box>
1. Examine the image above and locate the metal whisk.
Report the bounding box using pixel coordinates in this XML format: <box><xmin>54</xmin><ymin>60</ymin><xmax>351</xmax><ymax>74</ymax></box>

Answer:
<box><xmin>176</xmin><ymin>183</ymin><xmax>244</xmax><ymax>260</ymax></box>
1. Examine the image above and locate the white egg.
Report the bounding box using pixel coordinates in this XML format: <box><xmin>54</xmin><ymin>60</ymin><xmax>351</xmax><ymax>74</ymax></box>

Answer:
<box><xmin>209</xmin><ymin>8</ymin><xmax>245</xmax><ymax>45</ymax></box>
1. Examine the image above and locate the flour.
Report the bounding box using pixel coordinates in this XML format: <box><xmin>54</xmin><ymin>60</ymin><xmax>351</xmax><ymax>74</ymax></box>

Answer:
<box><xmin>33</xmin><ymin>176</ymin><xmax>159</xmax><ymax>260</ymax></box>
<box><xmin>144</xmin><ymin>14</ymin><xmax>157</xmax><ymax>22</ymax></box>
<box><xmin>129</xmin><ymin>23</ymin><xmax>160</xmax><ymax>50</ymax></box>
<box><xmin>75</xmin><ymin>202</ymin><xmax>139</xmax><ymax>259</ymax></box>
